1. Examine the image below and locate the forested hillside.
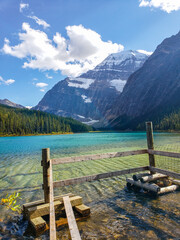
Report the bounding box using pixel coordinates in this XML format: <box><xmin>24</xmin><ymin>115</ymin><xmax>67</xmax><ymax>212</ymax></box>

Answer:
<box><xmin>154</xmin><ymin>110</ymin><xmax>180</xmax><ymax>131</ymax></box>
<box><xmin>0</xmin><ymin>104</ymin><xmax>92</xmax><ymax>136</ymax></box>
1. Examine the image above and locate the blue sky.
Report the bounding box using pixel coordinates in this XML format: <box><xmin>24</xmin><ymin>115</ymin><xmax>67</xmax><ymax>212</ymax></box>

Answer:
<box><xmin>0</xmin><ymin>0</ymin><xmax>180</xmax><ymax>107</ymax></box>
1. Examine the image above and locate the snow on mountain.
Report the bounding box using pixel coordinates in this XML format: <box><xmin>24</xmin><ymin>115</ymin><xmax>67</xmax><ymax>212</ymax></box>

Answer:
<box><xmin>34</xmin><ymin>50</ymin><xmax>150</xmax><ymax>125</ymax></box>
<box><xmin>68</xmin><ymin>77</ymin><xmax>94</xmax><ymax>89</ymax></box>
<box><xmin>96</xmin><ymin>50</ymin><xmax>151</xmax><ymax>69</ymax></box>
<box><xmin>110</xmin><ymin>79</ymin><xmax>126</xmax><ymax>92</ymax></box>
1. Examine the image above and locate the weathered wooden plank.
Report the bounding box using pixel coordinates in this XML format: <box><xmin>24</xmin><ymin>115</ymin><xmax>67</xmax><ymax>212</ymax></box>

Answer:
<box><xmin>158</xmin><ymin>185</ymin><xmax>179</xmax><ymax>194</ymax></box>
<box><xmin>23</xmin><ymin>193</ymin><xmax>75</xmax><ymax>211</ymax></box>
<box><xmin>49</xmin><ymin>160</ymin><xmax>56</xmax><ymax>240</ymax></box>
<box><xmin>28</xmin><ymin>196</ymin><xmax>82</xmax><ymax>219</ymax></box>
<box><xmin>126</xmin><ymin>178</ymin><xmax>160</xmax><ymax>192</ymax></box>
<box><xmin>148</xmin><ymin>167</ymin><xmax>180</xmax><ymax>179</ymax></box>
<box><xmin>52</xmin><ymin>149</ymin><xmax>148</xmax><ymax>165</ymax></box>
<box><xmin>146</xmin><ymin>122</ymin><xmax>155</xmax><ymax>167</ymax></box>
<box><xmin>30</xmin><ymin>217</ymin><xmax>46</xmax><ymax>231</ymax></box>
<box><xmin>53</xmin><ymin>166</ymin><xmax>149</xmax><ymax>188</ymax></box>
<box><xmin>63</xmin><ymin>196</ymin><xmax>81</xmax><ymax>240</ymax></box>
<box><xmin>42</xmin><ymin>148</ymin><xmax>50</xmax><ymax>203</ymax></box>
<box><xmin>75</xmin><ymin>204</ymin><xmax>90</xmax><ymax>216</ymax></box>
<box><xmin>148</xmin><ymin>150</ymin><xmax>180</xmax><ymax>159</ymax></box>
<box><xmin>140</xmin><ymin>173</ymin><xmax>168</xmax><ymax>183</ymax></box>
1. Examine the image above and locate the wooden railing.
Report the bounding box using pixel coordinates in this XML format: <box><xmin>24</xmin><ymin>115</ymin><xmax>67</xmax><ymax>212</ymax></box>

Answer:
<box><xmin>41</xmin><ymin>122</ymin><xmax>180</xmax><ymax>239</ymax></box>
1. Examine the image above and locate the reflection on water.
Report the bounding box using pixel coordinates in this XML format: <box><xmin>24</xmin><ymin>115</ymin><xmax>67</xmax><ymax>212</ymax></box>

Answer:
<box><xmin>0</xmin><ymin>132</ymin><xmax>180</xmax><ymax>239</ymax></box>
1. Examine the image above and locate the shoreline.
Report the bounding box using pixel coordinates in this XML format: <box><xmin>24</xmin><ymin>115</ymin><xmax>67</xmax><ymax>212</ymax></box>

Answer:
<box><xmin>0</xmin><ymin>132</ymin><xmax>74</xmax><ymax>138</ymax></box>
<box><xmin>1</xmin><ymin>129</ymin><xmax>180</xmax><ymax>138</ymax></box>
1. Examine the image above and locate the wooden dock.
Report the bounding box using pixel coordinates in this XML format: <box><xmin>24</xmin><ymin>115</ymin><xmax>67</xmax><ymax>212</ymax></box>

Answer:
<box><xmin>23</xmin><ymin>122</ymin><xmax>180</xmax><ymax>239</ymax></box>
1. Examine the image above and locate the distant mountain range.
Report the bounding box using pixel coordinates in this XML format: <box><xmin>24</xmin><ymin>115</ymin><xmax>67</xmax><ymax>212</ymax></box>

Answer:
<box><xmin>0</xmin><ymin>99</ymin><xmax>24</xmax><ymax>109</ymax></box>
<box><xmin>34</xmin><ymin>50</ymin><xmax>149</xmax><ymax>125</ymax></box>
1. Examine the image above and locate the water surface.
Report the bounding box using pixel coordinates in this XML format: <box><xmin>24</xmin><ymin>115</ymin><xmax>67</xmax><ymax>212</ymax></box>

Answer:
<box><xmin>0</xmin><ymin>132</ymin><xmax>180</xmax><ymax>239</ymax></box>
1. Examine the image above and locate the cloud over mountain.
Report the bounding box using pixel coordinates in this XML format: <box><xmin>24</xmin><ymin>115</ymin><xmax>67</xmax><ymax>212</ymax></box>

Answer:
<box><xmin>2</xmin><ymin>23</ymin><xmax>124</xmax><ymax>77</ymax></box>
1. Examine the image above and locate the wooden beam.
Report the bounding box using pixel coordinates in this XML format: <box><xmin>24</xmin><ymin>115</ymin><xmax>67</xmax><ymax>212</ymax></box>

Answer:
<box><xmin>63</xmin><ymin>196</ymin><xmax>81</xmax><ymax>240</ymax></box>
<box><xmin>23</xmin><ymin>193</ymin><xmax>75</xmax><ymax>211</ymax></box>
<box><xmin>42</xmin><ymin>148</ymin><xmax>50</xmax><ymax>203</ymax></box>
<box><xmin>27</xmin><ymin>196</ymin><xmax>83</xmax><ymax>219</ymax></box>
<box><xmin>146</xmin><ymin>122</ymin><xmax>155</xmax><ymax>167</ymax></box>
<box><xmin>30</xmin><ymin>217</ymin><xmax>46</xmax><ymax>232</ymax></box>
<box><xmin>148</xmin><ymin>167</ymin><xmax>180</xmax><ymax>179</ymax></box>
<box><xmin>148</xmin><ymin>149</ymin><xmax>180</xmax><ymax>159</ymax></box>
<box><xmin>52</xmin><ymin>149</ymin><xmax>148</xmax><ymax>165</ymax></box>
<box><xmin>53</xmin><ymin>166</ymin><xmax>149</xmax><ymax>188</ymax></box>
<box><xmin>49</xmin><ymin>160</ymin><xmax>56</xmax><ymax>240</ymax></box>
<box><xmin>75</xmin><ymin>204</ymin><xmax>90</xmax><ymax>217</ymax></box>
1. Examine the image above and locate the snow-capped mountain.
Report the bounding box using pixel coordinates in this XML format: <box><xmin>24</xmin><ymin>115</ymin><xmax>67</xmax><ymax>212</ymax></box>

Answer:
<box><xmin>34</xmin><ymin>50</ymin><xmax>150</xmax><ymax>124</ymax></box>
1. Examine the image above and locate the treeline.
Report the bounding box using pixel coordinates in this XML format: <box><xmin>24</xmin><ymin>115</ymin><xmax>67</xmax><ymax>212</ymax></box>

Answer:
<box><xmin>136</xmin><ymin>107</ymin><xmax>180</xmax><ymax>131</ymax></box>
<box><xmin>154</xmin><ymin>109</ymin><xmax>180</xmax><ymax>131</ymax></box>
<box><xmin>0</xmin><ymin>104</ymin><xmax>92</xmax><ymax>136</ymax></box>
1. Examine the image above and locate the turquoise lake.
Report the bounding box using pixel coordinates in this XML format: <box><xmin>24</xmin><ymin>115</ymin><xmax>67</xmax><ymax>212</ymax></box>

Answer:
<box><xmin>0</xmin><ymin>132</ymin><xmax>180</xmax><ymax>239</ymax></box>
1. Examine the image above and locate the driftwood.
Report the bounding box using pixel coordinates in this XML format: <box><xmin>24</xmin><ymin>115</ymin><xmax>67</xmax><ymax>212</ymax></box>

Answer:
<box><xmin>148</xmin><ymin>167</ymin><xmax>180</xmax><ymax>180</ymax></box>
<box><xmin>171</xmin><ymin>179</ymin><xmax>180</xmax><ymax>186</ymax></box>
<box><xmin>133</xmin><ymin>173</ymin><xmax>150</xmax><ymax>181</ymax></box>
<box><xmin>140</xmin><ymin>173</ymin><xmax>168</xmax><ymax>183</ymax></box>
<box><xmin>126</xmin><ymin>178</ymin><xmax>160</xmax><ymax>192</ymax></box>
<box><xmin>158</xmin><ymin>185</ymin><xmax>179</xmax><ymax>194</ymax></box>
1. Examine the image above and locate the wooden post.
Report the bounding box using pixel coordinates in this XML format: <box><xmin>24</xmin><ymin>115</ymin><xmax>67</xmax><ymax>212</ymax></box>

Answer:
<box><xmin>42</xmin><ymin>148</ymin><xmax>50</xmax><ymax>203</ymax></box>
<box><xmin>146</xmin><ymin>122</ymin><xmax>155</xmax><ymax>167</ymax></box>
<box><xmin>49</xmin><ymin>159</ymin><xmax>57</xmax><ymax>240</ymax></box>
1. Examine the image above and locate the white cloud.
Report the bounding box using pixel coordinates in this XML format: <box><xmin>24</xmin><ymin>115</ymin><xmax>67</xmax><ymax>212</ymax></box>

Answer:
<box><xmin>2</xmin><ymin>23</ymin><xmax>124</xmax><ymax>77</ymax></box>
<box><xmin>35</xmin><ymin>82</ymin><xmax>48</xmax><ymax>92</ymax></box>
<box><xmin>137</xmin><ymin>49</ymin><xmax>153</xmax><ymax>55</ymax></box>
<box><xmin>20</xmin><ymin>3</ymin><xmax>29</xmax><ymax>13</ymax></box>
<box><xmin>139</xmin><ymin>0</ymin><xmax>180</xmax><ymax>13</ymax></box>
<box><xmin>28</xmin><ymin>16</ymin><xmax>50</xmax><ymax>29</ymax></box>
<box><xmin>0</xmin><ymin>76</ymin><xmax>15</xmax><ymax>85</ymax></box>
<box><xmin>33</xmin><ymin>77</ymin><xmax>38</xmax><ymax>81</ymax></box>
<box><xmin>36</xmin><ymin>82</ymin><xmax>48</xmax><ymax>88</ymax></box>
<box><xmin>45</xmin><ymin>73</ymin><xmax>53</xmax><ymax>79</ymax></box>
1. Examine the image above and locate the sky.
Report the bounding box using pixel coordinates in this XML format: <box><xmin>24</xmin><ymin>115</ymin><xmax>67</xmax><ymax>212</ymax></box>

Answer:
<box><xmin>0</xmin><ymin>0</ymin><xmax>180</xmax><ymax>107</ymax></box>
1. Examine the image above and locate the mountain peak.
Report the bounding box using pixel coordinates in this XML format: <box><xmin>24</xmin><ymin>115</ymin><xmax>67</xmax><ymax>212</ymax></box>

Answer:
<box><xmin>0</xmin><ymin>99</ymin><xmax>24</xmax><ymax>109</ymax></box>
<box><xmin>34</xmin><ymin>48</ymin><xmax>149</xmax><ymax>125</ymax></box>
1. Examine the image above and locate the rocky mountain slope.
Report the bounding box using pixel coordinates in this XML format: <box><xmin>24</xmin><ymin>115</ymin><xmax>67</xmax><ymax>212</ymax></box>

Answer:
<box><xmin>107</xmin><ymin>31</ymin><xmax>180</xmax><ymax>129</ymax></box>
<box><xmin>34</xmin><ymin>50</ymin><xmax>149</xmax><ymax>124</ymax></box>
<box><xmin>0</xmin><ymin>99</ymin><xmax>24</xmax><ymax>109</ymax></box>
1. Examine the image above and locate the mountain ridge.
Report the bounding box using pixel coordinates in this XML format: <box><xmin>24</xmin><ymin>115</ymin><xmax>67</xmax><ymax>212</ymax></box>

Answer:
<box><xmin>0</xmin><ymin>99</ymin><xmax>25</xmax><ymax>109</ymax></box>
<box><xmin>34</xmin><ymin>50</ymin><xmax>149</xmax><ymax>124</ymax></box>
<box><xmin>106</xmin><ymin>31</ymin><xmax>180</xmax><ymax>129</ymax></box>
